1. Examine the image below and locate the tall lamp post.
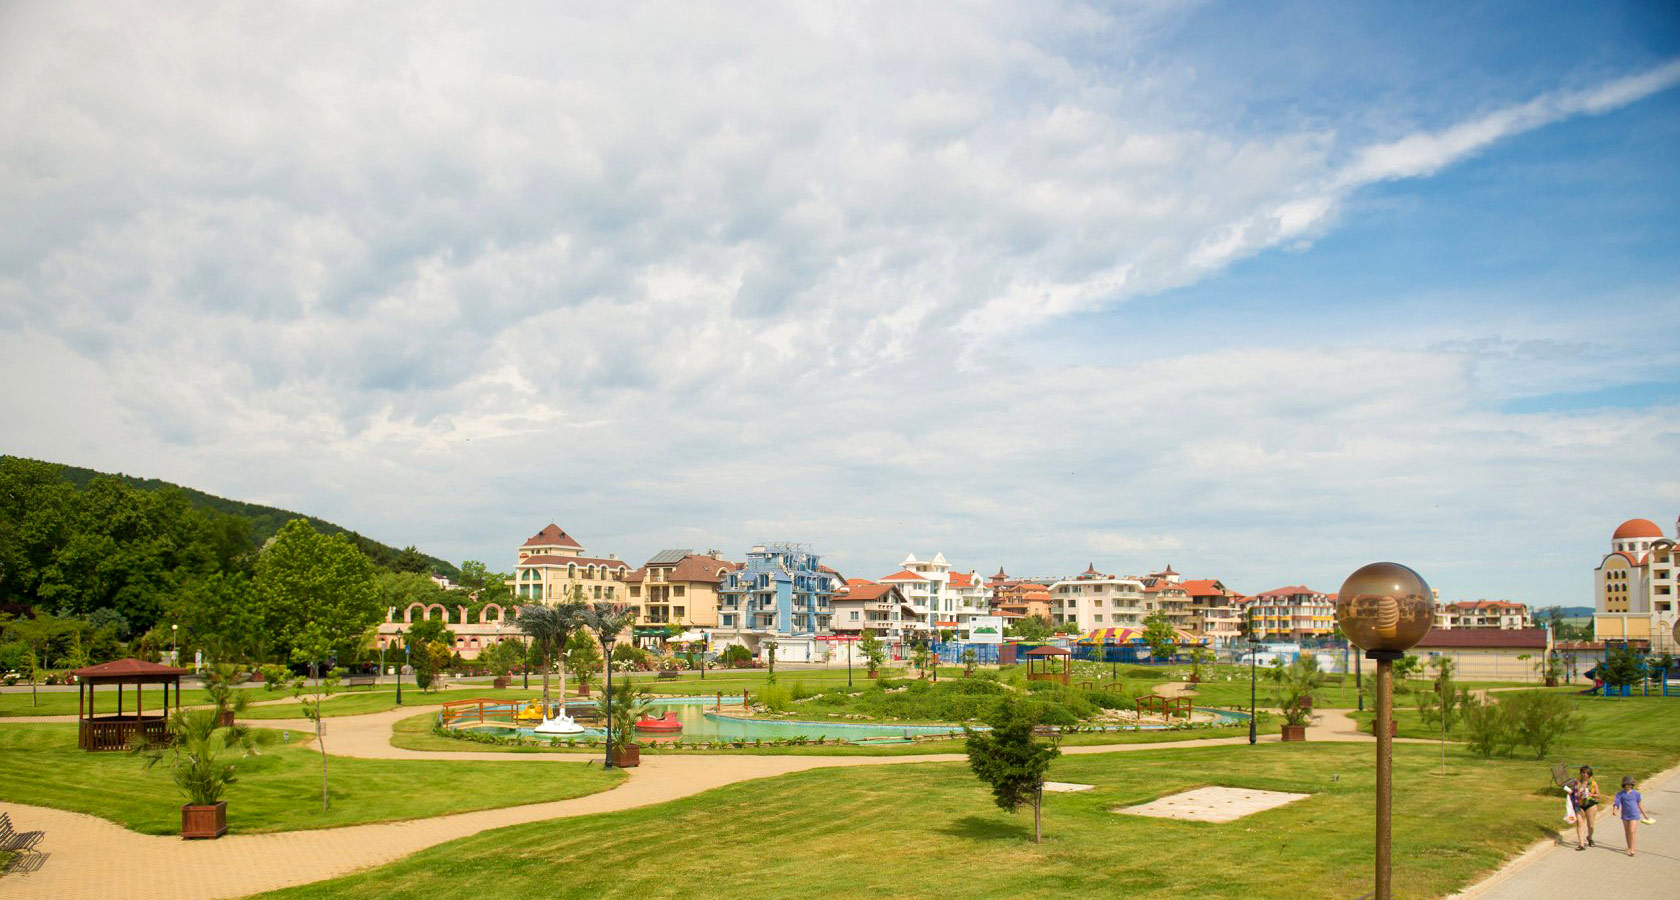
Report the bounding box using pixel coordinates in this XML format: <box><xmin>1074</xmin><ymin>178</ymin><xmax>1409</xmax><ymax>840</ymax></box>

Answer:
<box><xmin>1247</xmin><ymin>607</ymin><xmax>1260</xmax><ymax>745</ymax></box>
<box><xmin>1336</xmin><ymin>562</ymin><xmax>1433</xmax><ymax>900</ymax></box>
<box><xmin>847</xmin><ymin>638</ymin><xmax>853</xmax><ymax>687</ymax></box>
<box><xmin>601</xmin><ymin>629</ymin><xmax>619</xmax><ymax>770</ymax></box>
<box><xmin>395</xmin><ymin>628</ymin><xmax>406</xmax><ymax>706</ymax></box>
<box><xmin>171</xmin><ymin>623</ymin><xmax>178</xmax><ymax>667</ymax></box>
<box><xmin>522</xmin><ymin>634</ymin><xmax>530</xmax><ymax>690</ymax></box>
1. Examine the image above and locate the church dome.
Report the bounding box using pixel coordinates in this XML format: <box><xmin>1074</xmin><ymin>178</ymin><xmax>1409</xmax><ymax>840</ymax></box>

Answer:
<box><xmin>1613</xmin><ymin>518</ymin><xmax>1663</xmax><ymax>540</ymax></box>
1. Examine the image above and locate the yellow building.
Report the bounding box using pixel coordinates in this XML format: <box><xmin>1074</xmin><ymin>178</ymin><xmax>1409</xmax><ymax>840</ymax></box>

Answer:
<box><xmin>506</xmin><ymin>524</ymin><xmax>631</xmax><ymax>604</ymax></box>
<box><xmin>1593</xmin><ymin>517</ymin><xmax>1678</xmax><ymax>651</ymax></box>
<box><xmin>623</xmin><ymin>550</ymin><xmax>737</xmax><ymax>630</ymax></box>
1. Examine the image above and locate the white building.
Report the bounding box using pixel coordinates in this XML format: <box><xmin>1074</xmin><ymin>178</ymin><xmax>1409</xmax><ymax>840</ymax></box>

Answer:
<box><xmin>878</xmin><ymin>553</ymin><xmax>995</xmax><ymax>640</ymax></box>
<box><xmin>1048</xmin><ymin>564</ymin><xmax>1147</xmax><ymax>632</ymax></box>
<box><xmin>1593</xmin><ymin>517</ymin><xmax>1679</xmax><ymax>653</ymax></box>
<box><xmin>1438</xmin><ymin>600</ymin><xmax>1532</xmax><ymax>630</ymax></box>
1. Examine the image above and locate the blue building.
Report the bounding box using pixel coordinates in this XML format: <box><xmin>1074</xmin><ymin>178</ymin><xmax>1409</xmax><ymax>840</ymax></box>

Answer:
<box><xmin>714</xmin><ymin>542</ymin><xmax>839</xmax><ymax>662</ymax></box>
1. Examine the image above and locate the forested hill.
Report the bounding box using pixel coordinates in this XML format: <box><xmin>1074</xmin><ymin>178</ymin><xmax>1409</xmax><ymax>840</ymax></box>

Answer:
<box><xmin>38</xmin><ymin>458</ymin><xmax>458</xmax><ymax>578</ymax></box>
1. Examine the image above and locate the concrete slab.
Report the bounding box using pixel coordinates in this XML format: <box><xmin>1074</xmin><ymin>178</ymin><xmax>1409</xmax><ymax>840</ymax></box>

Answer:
<box><xmin>1115</xmin><ymin>786</ymin><xmax>1310</xmax><ymax>823</ymax></box>
<box><xmin>1042</xmin><ymin>782</ymin><xmax>1095</xmax><ymax>793</ymax></box>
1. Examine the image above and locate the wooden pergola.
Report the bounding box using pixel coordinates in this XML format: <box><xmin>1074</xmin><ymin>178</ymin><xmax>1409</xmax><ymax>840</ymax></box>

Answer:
<box><xmin>72</xmin><ymin>658</ymin><xmax>186</xmax><ymax>752</ymax></box>
<box><xmin>1024</xmin><ymin>645</ymin><xmax>1071</xmax><ymax>685</ymax></box>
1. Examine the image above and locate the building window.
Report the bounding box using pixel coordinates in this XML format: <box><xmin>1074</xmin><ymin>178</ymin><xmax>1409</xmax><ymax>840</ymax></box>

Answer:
<box><xmin>722</xmin><ymin>615</ymin><xmax>734</xmax><ymax>627</ymax></box>
<box><xmin>674</xmin><ymin>586</ymin><xmax>686</xmax><ymax>597</ymax></box>
<box><xmin>630</xmin><ymin>586</ymin><xmax>641</xmax><ymax>598</ymax></box>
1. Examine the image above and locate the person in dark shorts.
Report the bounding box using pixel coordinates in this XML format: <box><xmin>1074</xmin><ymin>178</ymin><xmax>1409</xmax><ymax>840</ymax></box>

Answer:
<box><xmin>1568</xmin><ymin>765</ymin><xmax>1601</xmax><ymax>850</ymax></box>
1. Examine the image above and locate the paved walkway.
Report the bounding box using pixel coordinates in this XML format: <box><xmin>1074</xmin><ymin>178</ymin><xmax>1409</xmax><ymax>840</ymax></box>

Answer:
<box><xmin>1451</xmin><ymin>760</ymin><xmax>1680</xmax><ymax>900</ymax></box>
<box><xmin>0</xmin><ymin>704</ymin><xmax>1401</xmax><ymax>899</ymax></box>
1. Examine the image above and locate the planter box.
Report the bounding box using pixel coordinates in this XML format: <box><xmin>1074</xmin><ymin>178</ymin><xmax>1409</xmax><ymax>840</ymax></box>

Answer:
<box><xmin>611</xmin><ymin>745</ymin><xmax>641</xmax><ymax>768</ymax></box>
<box><xmin>181</xmin><ymin>801</ymin><xmax>227</xmax><ymax>839</ymax></box>
<box><xmin>1280</xmin><ymin>724</ymin><xmax>1307</xmax><ymax>742</ymax></box>
<box><xmin>492</xmin><ymin>676</ymin><xmax>510</xmax><ymax>689</ymax></box>
<box><xmin>867</xmin><ymin>671</ymin><xmax>879</xmax><ymax>679</ymax></box>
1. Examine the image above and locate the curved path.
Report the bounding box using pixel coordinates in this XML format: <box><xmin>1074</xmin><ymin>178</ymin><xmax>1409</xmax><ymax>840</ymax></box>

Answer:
<box><xmin>0</xmin><ymin>706</ymin><xmax>1385</xmax><ymax>900</ymax></box>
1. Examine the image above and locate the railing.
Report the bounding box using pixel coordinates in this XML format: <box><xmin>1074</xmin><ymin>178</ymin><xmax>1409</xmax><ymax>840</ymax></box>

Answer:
<box><xmin>79</xmin><ymin>716</ymin><xmax>169</xmax><ymax>752</ymax></box>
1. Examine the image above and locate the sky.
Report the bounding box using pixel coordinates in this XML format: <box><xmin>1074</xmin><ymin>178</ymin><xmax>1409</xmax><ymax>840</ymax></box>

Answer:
<box><xmin>2</xmin><ymin>1</ymin><xmax>1677</xmax><ymax>608</ymax></box>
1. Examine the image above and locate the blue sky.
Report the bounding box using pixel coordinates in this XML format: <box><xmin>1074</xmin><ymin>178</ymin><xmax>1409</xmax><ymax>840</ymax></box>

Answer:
<box><xmin>1</xmin><ymin>1</ymin><xmax>1676</xmax><ymax>607</ymax></box>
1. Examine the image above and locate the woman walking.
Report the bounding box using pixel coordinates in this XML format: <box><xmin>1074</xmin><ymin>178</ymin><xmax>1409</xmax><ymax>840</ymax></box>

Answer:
<box><xmin>1569</xmin><ymin>765</ymin><xmax>1601</xmax><ymax>850</ymax></box>
<box><xmin>1612</xmin><ymin>775</ymin><xmax>1647</xmax><ymax>857</ymax></box>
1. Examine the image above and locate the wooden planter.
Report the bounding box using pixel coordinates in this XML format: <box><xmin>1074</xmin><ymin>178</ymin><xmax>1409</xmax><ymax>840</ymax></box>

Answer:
<box><xmin>867</xmin><ymin>671</ymin><xmax>879</xmax><ymax>679</ymax></box>
<box><xmin>218</xmin><ymin>709</ymin><xmax>235</xmax><ymax>728</ymax></box>
<box><xmin>1280</xmin><ymin>724</ymin><xmax>1307</xmax><ymax>742</ymax></box>
<box><xmin>1187</xmin><ymin>673</ymin><xmax>1201</xmax><ymax>684</ymax></box>
<box><xmin>492</xmin><ymin>676</ymin><xmax>510</xmax><ymax>689</ymax></box>
<box><xmin>611</xmin><ymin>745</ymin><xmax>641</xmax><ymax>768</ymax></box>
<box><xmin>577</xmin><ymin>684</ymin><xmax>590</xmax><ymax>697</ymax></box>
<box><xmin>181</xmin><ymin>801</ymin><xmax>227</xmax><ymax>839</ymax></box>
<box><xmin>1544</xmin><ymin>677</ymin><xmax>1558</xmax><ymax>688</ymax></box>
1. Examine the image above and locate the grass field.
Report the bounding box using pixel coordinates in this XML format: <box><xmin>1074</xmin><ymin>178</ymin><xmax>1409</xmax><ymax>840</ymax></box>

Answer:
<box><xmin>252</xmin><ymin>733</ymin><xmax>1677</xmax><ymax>900</ymax></box>
<box><xmin>0</xmin><ymin>723</ymin><xmax>623</xmax><ymax>835</ymax></box>
<box><xmin>1353</xmin><ymin>692</ymin><xmax>1680</xmax><ymax>757</ymax></box>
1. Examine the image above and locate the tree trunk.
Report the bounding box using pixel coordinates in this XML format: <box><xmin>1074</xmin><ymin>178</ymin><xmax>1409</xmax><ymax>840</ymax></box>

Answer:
<box><xmin>1034</xmin><ymin>787</ymin><xmax>1043</xmax><ymax>844</ymax></box>
<box><xmin>541</xmin><ymin>648</ymin><xmax>551</xmax><ymax>708</ymax></box>
<box><xmin>556</xmin><ymin>640</ymin><xmax>568</xmax><ymax>701</ymax></box>
<box><xmin>318</xmin><ymin>712</ymin><xmax>330</xmax><ymax>812</ymax></box>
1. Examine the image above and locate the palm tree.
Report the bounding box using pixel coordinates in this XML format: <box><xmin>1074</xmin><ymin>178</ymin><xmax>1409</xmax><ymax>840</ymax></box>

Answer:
<box><xmin>583</xmin><ymin>601</ymin><xmax>638</xmax><ymax>685</ymax></box>
<box><xmin>511</xmin><ymin>604</ymin><xmax>564</xmax><ymax>707</ymax></box>
<box><xmin>549</xmin><ymin>589</ymin><xmax>587</xmax><ymax>702</ymax></box>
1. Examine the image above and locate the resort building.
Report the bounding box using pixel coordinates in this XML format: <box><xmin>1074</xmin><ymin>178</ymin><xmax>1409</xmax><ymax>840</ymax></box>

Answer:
<box><xmin>505</xmin><ymin>524</ymin><xmax>632</xmax><ymax>604</ymax></box>
<box><xmin>877</xmin><ymin>552</ymin><xmax>995</xmax><ymax>640</ymax></box>
<box><xmin>830</xmin><ymin>582</ymin><xmax>916</xmax><ymax>643</ymax></box>
<box><xmin>622</xmin><ymin>550</ymin><xmax>737</xmax><ymax>630</ymax></box>
<box><xmin>1244</xmin><ymin>585</ymin><xmax>1336</xmax><ymax>641</ymax></box>
<box><xmin>375</xmin><ymin>602</ymin><xmax>516</xmax><ymax>660</ymax></box>
<box><xmin>712</xmin><ymin>542</ymin><xmax>840</xmax><ymax>662</ymax></box>
<box><xmin>1139</xmin><ymin>565</ymin><xmax>1194</xmax><ymax>630</ymax></box>
<box><xmin>1180</xmin><ymin>578</ymin><xmax>1244</xmax><ymax>646</ymax></box>
<box><xmin>1437</xmin><ymin>600</ymin><xmax>1532</xmax><ymax>630</ymax></box>
<box><xmin>1048</xmin><ymin>565</ymin><xmax>1147</xmax><ymax>632</ymax></box>
<box><xmin>1592</xmin><ymin>516</ymin><xmax>1679</xmax><ymax>653</ymax></box>
<box><xmin>993</xmin><ymin>582</ymin><xmax>1052</xmax><ymax>621</ymax></box>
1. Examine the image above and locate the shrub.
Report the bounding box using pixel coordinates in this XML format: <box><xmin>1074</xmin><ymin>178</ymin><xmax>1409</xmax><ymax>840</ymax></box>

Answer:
<box><xmin>1504</xmin><ymin>691</ymin><xmax>1584</xmax><ymax>759</ymax></box>
<box><xmin>1461</xmin><ymin>694</ymin><xmax>1516</xmax><ymax>758</ymax></box>
<box><xmin>1087</xmin><ymin>690</ymin><xmax>1129</xmax><ymax>710</ymax></box>
<box><xmin>759</xmin><ymin>684</ymin><xmax>792</xmax><ymax>713</ymax></box>
<box><xmin>719</xmin><ymin>645</ymin><xmax>753</xmax><ymax>667</ymax></box>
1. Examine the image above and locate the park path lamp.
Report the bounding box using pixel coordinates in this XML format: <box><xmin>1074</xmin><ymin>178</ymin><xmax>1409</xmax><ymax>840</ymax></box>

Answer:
<box><xmin>847</xmin><ymin>638</ymin><xmax>853</xmax><ymax>688</ymax></box>
<box><xmin>171</xmin><ymin>624</ymin><xmax>178</xmax><ymax>667</ymax></box>
<box><xmin>1336</xmin><ymin>562</ymin><xmax>1434</xmax><ymax>900</ymax></box>
<box><xmin>600</xmin><ymin>629</ymin><xmax>619</xmax><ymax>770</ymax></box>
<box><xmin>395</xmin><ymin>628</ymin><xmax>406</xmax><ymax>706</ymax></box>
<box><xmin>1247</xmin><ymin>607</ymin><xmax>1260</xmax><ymax>745</ymax></box>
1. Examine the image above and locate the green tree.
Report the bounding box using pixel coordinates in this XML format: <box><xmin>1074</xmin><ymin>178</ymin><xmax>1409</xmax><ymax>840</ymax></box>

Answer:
<box><xmin>406</xmin><ymin>617</ymin><xmax>453</xmax><ymax>691</ymax></box>
<box><xmin>282</xmin><ymin>622</ymin><xmax>341</xmax><ymax>812</ymax></box>
<box><xmin>1142</xmin><ymin>613</ymin><xmax>1178</xmax><ymax>662</ymax></box>
<box><xmin>393</xmin><ymin>545</ymin><xmax>431</xmax><ymax>574</ymax></box>
<box><xmin>136</xmin><ymin>707</ymin><xmax>266</xmax><ymax>808</ymax></box>
<box><xmin>764</xmin><ymin>639</ymin><xmax>780</xmax><ymax>684</ymax></box>
<box><xmin>1006</xmin><ymin>615</ymin><xmax>1053</xmax><ymax>641</ymax></box>
<box><xmin>1599</xmin><ymin>646</ymin><xmax>1643</xmax><ymax>695</ymax></box>
<box><xmin>964</xmin><ymin>697</ymin><xmax>1062</xmax><ymax>844</ymax></box>
<box><xmin>3</xmin><ymin>612</ymin><xmax>81</xmax><ymax>706</ymax></box>
<box><xmin>910</xmin><ymin>639</ymin><xmax>931</xmax><ymax>679</ymax></box>
<box><xmin>962</xmin><ymin>647</ymin><xmax>978</xmax><ymax>677</ymax></box>
<box><xmin>255</xmin><ymin>520</ymin><xmax>381</xmax><ymax>663</ymax></box>
<box><xmin>1279</xmin><ymin>654</ymin><xmax>1325</xmax><ymax>728</ymax></box>
<box><xmin>173</xmin><ymin>573</ymin><xmax>264</xmax><ymax>663</ymax></box>
<box><xmin>1504</xmin><ymin>691</ymin><xmax>1584</xmax><ymax>758</ymax></box>
<box><xmin>565</xmin><ymin>631</ymin><xmax>602</xmax><ymax>694</ymax></box>
<box><xmin>858</xmin><ymin>629</ymin><xmax>885</xmax><ymax>677</ymax></box>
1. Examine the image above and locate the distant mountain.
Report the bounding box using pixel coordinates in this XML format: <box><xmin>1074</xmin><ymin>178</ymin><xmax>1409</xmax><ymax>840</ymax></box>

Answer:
<box><xmin>41</xmin><ymin>458</ymin><xmax>458</xmax><ymax>578</ymax></box>
<box><xmin>1536</xmin><ymin>605</ymin><xmax>1594</xmax><ymax>618</ymax></box>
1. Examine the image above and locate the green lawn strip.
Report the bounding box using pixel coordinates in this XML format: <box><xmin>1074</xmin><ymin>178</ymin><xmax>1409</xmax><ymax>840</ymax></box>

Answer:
<box><xmin>390</xmin><ymin>711</ymin><xmax>1278</xmax><ymax>757</ymax></box>
<box><xmin>253</xmin><ymin>739</ymin><xmax>1669</xmax><ymax>900</ymax></box>
<box><xmin>0</xmin><ymin>723</ymin><xmax>623</xmax><ymax>835</ymax></box>
<box><xmin>0</xmin><ymin>685</ymin><xmax>271</xmax><ymax>718</ymax></box>
<box><xmin>1351</xmin><ymin>692</ymin><xmax>1680</xmax><ymax>755</ymax></box>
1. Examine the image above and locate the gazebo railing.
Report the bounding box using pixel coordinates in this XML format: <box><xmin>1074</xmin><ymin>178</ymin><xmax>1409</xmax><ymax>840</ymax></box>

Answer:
<box><xmin>79</xmin><ymin>716</ymin><xmax>169</xmax><ymax>752</ymax></box>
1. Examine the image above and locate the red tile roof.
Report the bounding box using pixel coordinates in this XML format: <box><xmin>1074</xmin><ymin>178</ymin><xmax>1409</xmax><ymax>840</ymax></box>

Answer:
<box><xmin>1252</xmin><ymin>585</ymin><xmax>1323</xmax><ymax>598</ymax></box>
<box><xmin>623</xmin><ymin>553</ymin><xmax>736</xmax><ymax>584</ymax></box>
<box><xmin>948</xmin><ymin>572</ymin><xmax>976</xmax><ymax>587</ymax></box>
<box><xmin>1413</xmin><ymin>628</ymin><xmax>1547</xmax><ymax>650</ymax></box>
<box><xmin>1614</xmin><ymin>518</ymin><xmax>1664</xmax><ymax>540</ymax></box>
<box><xmin>73</xmin><ymin>658</ymin><xmax>187</xmax><ymax>679</ymax></box>
<box><xmin>519</xmin><ymin>554</ymin><xmax>630</xmax><ymax>570</ymax></box>
<box><xmin>1178</xmin><ymin>579</ymin><xmax>1225</xmax><ymax>596</ymax></box>
<box><xmin>880</xmin><ymin>569</ymin><xmax>925</xmax><ymax>581</ymax></box>
<box><xmin>836</xmin><ymin>584</ymin><xmax>900</xmax><ymax>603</ymax></box>
<box><xmin>523</xmin><ymin>524</ymin><xmax>583</xmax><ymax>549</ymax></box>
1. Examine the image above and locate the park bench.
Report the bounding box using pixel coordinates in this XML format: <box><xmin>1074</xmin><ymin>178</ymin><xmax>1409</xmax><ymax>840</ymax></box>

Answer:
<box><xmin>657</xmin><ymin>670</ymin><xmax>680</xmax><ymax>680</ymax></box>
<box><xmin>341</xmin><ymin>674</ymin><xmax>378</xmax><ymax>691</ymax></box>
<box><xmin>0</xmin><ymin>811</ymin><xmax>45</xmax><ymax>855</ymax></box>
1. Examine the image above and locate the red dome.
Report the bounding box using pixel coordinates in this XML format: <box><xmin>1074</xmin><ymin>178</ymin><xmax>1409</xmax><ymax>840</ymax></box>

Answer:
<box><xmin>1613</xmin><ymin>518</ymin><xmax>1664</xmax><ymax>540</ymax></box>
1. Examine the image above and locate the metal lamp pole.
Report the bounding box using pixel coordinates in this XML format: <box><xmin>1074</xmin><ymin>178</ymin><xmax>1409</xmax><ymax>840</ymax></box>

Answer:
<box><xmin>522</xmin><ymin>635</ymin><xmax>530</xmax><ymax>690</ymax></box>
<box><xmin>602</xmin><ymin>634</ymin><xmax>618</xmax><ymax>770</ymax></box>
<box><xmin>171</xmin><ymin>624</ymin><xmax>178</xmax><ymax>667</ymax></box>
<box><xmin>396</xmin><ymin>628</ymin><xmax>406</xmax><ymax>706</ymax></box>
<box><xmin>1248</xmin><ymin>609</ymin><xmax>1259</xmax><ymax>745</ymax></box>
<box><xmin>847</xmin><ymin>639</ymin><xmax>853</xmax><ymax>687</ymax></box>
<box><xmin>1338</xmin><ymin>562</ymin><xmax>1433</xmax><ymax>900</ymax></box>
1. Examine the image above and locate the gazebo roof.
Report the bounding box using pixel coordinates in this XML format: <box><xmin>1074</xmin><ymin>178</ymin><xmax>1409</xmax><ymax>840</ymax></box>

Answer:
<box><xmin>72</xmin><ymin>658</ymin><xmax>187</xmax><ymax>683</ymax></box>
<box><xmin>1023</xmin><ymin>645</ymin><xmax>1072</xmax><ymax>657</ymax></box>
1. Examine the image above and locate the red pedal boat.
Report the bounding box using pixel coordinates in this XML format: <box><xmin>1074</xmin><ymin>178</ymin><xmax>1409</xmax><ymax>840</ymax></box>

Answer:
<box><xmin>634</xmin><ymin>712</ymin><xmax>682</xmax><ymax>733</ymax></box>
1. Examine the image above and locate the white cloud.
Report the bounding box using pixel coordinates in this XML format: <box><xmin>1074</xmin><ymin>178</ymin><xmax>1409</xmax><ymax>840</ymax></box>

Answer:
<box><xmin>0</xmin><ymin>3</ymin><xmax>1676</xmax><ymax>606</ymax></box>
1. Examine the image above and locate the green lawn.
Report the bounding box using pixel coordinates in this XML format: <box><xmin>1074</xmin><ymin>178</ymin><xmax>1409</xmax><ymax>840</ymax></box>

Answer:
<box><xmin>0</xmin><ymin>685</ymin><xmax>270</xmax><ymax>717</ymax></box>
<box><xmin>1353</xmin><ymin>692</ymin><xmax>1680</xmax><ymax>756</ymax></box>
<box><xmin>254</xmin><ymin>736</ymin><xmax>1675</xmax><ymax>900</ymax></box>
<box><xmin>0</xmin><ymin>723</ymin><xmax>623</xmax><ymax>835</ymax></box>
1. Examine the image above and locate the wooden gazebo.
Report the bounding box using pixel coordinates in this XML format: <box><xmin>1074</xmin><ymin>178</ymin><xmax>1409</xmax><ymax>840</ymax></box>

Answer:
<box><xmin>72</xmin><ymin>658</ymin><xmax>186</xmax><ymax>751</ymax></box>
<box><xmin>1024</xmin><ymin>645</ymin><xmax>1071</xmax><ymax>685</ymax></box>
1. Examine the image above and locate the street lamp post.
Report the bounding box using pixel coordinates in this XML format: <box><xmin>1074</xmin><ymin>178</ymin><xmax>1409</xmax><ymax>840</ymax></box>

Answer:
<box><xmin>379</xmin><ymin>642</ymin><xmax>387</xmax><ymax>688</ymax></box>
<box><xmin>1336</xmin><ymin>562</ymin><xmax>1433</xmax><ymax>900</ymax></box>
<box><xmin>522</xmin><ymin>634</ymin><xmax>530</xmax><ymax>690</ymax></box>
<box><xmin>171</xmin><ymin>623</ymin><xmax>178</xmax><ymax>667</ymax></box>
<box><xmin>601</xmin><ymin>630</ymin><xmax>619</xmax><ymax>770</ymax></box>
<box><xmin>395</xmin><ymin>628</ymin><xmax>406</xmax><ymax>706</ymax></box>
<box><xmin>1247</xmin><ymin>608</ymin><xmax>1259</xmax><ymax>745</ymax></box>
<box><xmin>847</xmin><ymin>639</ymin><xmax>853</xmax><ymax>687</ymax></box>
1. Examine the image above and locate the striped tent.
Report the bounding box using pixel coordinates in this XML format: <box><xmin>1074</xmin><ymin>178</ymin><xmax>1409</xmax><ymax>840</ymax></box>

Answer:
<box><xmin>1075</xmin><ymin>627</ymin><xmax>1145</xmax><ymax>645</ymax></box>
<box><xmin>1173</xmin><ymin>628</ymin><xmax>1213</xmax><ymax>647</ymax></box>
